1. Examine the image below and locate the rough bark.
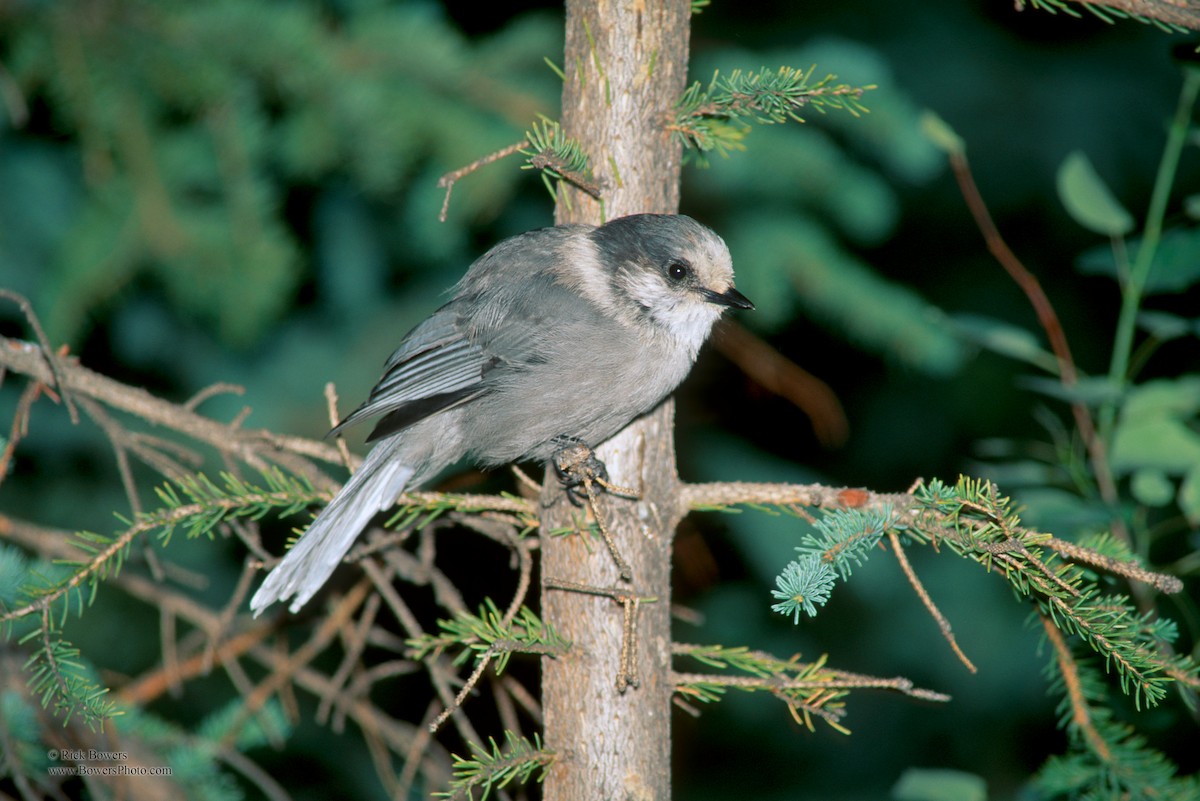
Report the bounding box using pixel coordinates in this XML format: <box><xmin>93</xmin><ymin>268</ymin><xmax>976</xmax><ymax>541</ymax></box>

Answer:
<box><xmin>539</xmin><ymin>1</ymin><xmax>693</xmax><ymax>799</ymax></box>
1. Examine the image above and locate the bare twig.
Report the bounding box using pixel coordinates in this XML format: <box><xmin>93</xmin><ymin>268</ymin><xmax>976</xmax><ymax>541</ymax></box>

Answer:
<box><xmin>360</xmin><ymin>558</ymin><xmax>486</xmax><ymax>749</ymax></box>
<box><xmin>1039</xmin><ymin>612</ymin><xmax>1111</xmax><ymax>759</ymax></box>
<box><xmin>552</xmin><ymin>441</ymin><xmax>635</xmax><ymax>580</ymax></box>
<box><xmin>681</xmin><ymin>480</ymin><xmax>913</xmax><ymax>517</ymax></box>
<box><xmin>234</xmin><ymin>579</ymin><xmax>374</xmax><ymax>736</ymax></box>
<box><xmin>544</xmin><ymin>577</ymin><xmax>648</xmax><ymax>691</ymax></box>
<box><xmin>324</xmin><ymin>381</ymin><xmax>354</xmax><ymax>472</ymax></box>
<box><xmin>581</xmin><ymin>478</ymin><xmax>633</xmax><ymax>581</ymax></box>
<box><xmin>184</xmin><ymin>381</ymin><xmax>245</xmax><ymax>412</ymax></box>
<box><xmin>0</xmin><ymin>334</ymin><xmax>345</xmax><ymax>487</ymax></box>
<box><xmin>887</xmin><ymin>531</ymin><xmax>977</xmax><ymax>673</ymax></box>
<box><xmin>948</xmin><ymin>150</ymin><xmax>1127</xmax><ymax>546</ymax></box>
<box><xmin>671</xmin><ymin>669</ymin><xmax>950</xmax><ymax>703</ymax></box>
<box><xmin>0</xmin><ymin>381</ymin><xmax>43</xmax><ymax>492</ymax></box>
<box><xmin>617</xmin><ymin>594</ymin><xmax>640</xmax><ymax>691</ymax></box>
<box><xmin>436</xmin><ymin>140</ymin><xmax>527</xmax><ymax>222</ymax></box>
<box><xmin>1043</xmin><ymin>535</ymin><xmax>1183</xmax><ymax>594</ymax></box>
<box><xmin>0</xmin><ymin>290</ymin><xmax>78</xmax><ymax>423</ymax></box>
<box><xmin>317</xmin><ymin>592</ymin><xmax>382</xmax><ymax>725</ymax></box>
<box><xmin>429</xmin><ymin>646</ymin><xmax>497</xmax><ymax>734</ymax></box>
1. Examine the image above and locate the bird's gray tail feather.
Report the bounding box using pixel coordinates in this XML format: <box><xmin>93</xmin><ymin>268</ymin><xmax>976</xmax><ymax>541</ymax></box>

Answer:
<box><xmin>250</xmin><ymin>438</ymin><xmax>418</xmax><ymax>615</ymax></box>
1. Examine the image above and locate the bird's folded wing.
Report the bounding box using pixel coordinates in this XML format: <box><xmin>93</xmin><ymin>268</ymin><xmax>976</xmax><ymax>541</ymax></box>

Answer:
<box><xmin>329</xmin><ymin>308</ymin><xmax>490</xmax><ymax>440</ymax></box>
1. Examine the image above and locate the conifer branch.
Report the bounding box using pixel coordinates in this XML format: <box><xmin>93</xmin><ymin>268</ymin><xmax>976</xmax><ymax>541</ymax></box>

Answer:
<box><xmin>0</xmin><ymin>334</ymin><xmax>347</xmax><ymax>486</ymax></box>
<box><xmin>671</xmin><ymin>66</ymin><xmax>874</xmax><ymax>163</ymax></box>
<box><xmin>409</xmin><ymin>600</ymin><xmax>568</xmax><ymax>733</ymax></box>
<box><xmin>21</xmin><ymin>609</ymin><xmax>120</xmax><ymax>729</ymax></box>
<box><xmin>520</xmin><ymin>119</ymin><xmax>602</xmax><ymax>201</ymax></box>
<box><xmin>436</xmin><ymin>731</ymin><xmax>555</xmax><ymax>801</ymax></box>
<box><xmin>671</xmin><ymin>643</ymin><xmax>950</xmax><ymax>731</ymax></box>
<box><xmin>407</xmin><ymin>601</ymin><xmax>570</xmax><ymax>673</ymax></box>
<box><xmin>722</xmin><ymin>475</ymin><xmax>1189</xmax><ymax>711</ymax></box>
<box><xmin>1034</xmin><ymin>611</ymin><xmax>1200</xmax><ymax>798</ymax></box>
<box><xmin>1017</xmin><ymin>0</ymin><xmax>1200</xmax><ymax>31</ymax></box>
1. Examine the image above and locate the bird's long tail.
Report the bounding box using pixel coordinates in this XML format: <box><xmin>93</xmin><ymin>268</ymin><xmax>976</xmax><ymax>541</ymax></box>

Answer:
<box><xmin>250</xmin><ymin>436</ymin><xmax>420</xmax><ymax>615</ymax></box>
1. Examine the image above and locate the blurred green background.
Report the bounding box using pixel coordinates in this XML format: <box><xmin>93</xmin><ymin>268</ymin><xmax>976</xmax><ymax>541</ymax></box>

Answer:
<box><xmin>1</xmin><ymin>1</ymin><xmax>1196</xmax><ymax>799</ymax></box>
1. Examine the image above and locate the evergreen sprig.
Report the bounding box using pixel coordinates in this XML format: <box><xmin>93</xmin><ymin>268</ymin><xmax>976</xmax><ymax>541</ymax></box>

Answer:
<box><xmin>765</xmin><ymin>477</ymin><xmax>1191</xmax><ymax>712</ymax></box>
<box><xmin>20</xmin><ymin>621</ymin><xmax>120</xmax><ymax>730</ymax></box>
<box><xmin>770</xmin><ymin>555</ymin><xmax>837</xmax><ymax>622</ymax></box>
<box><xmin>675</xmin><ymin>642</ymin><xmax>816</xmax><ymax>678</ymax></box>
<box><xmin>2</xmin><ymin>468</ymin><xmax>324</xmax><ymax>730</ymax></box>
<box><xmin>520</xmin><ymin>118</ymin><xmax>601</xmax><ymax>203</ymax></box>
<box><xmin>149</xmin><ymin>468</ymin><xmax>322</xmax><ymax>545</ymax></box>
<box><xmin>673</xmin><ymin>643</ymin><xmax>851</xmax><ymax>732</ymax></box>
<box><xmin>1036</xmin><ymin>637</ymin><xmax>1198</xmax><ymax>799</ymax></box>
<box><xmin>1</xmin><ymin>469</ymin><xmax>321</xmax><ymax>632</ymax></box>
<box><xmin>384</xmin><ymin>491</ymin><xmax>537</xmax><ymax>537</ymax></box>
<box><xmin>407</xmin><ymin>599</ymin><xmax>569</xmax><ymax>673</ymax></box>
<box><xmin>673</xmin><ymin>66</ymin><xmax>874</xmax><ymax>163</ymax></box>
<box><xmin>911</xmin><ymin>477</ymin><xmax>1182</xmax><ymax>710</ymax></box>
<box><xmin>768</xmin><ymin>503</ymin><xmax>900</xmax><ymax>623</ymax></box>
<box><xmin>436</xmin><ymin>731</ymin><xmax>555</xmax><ymax>801</ymax></box>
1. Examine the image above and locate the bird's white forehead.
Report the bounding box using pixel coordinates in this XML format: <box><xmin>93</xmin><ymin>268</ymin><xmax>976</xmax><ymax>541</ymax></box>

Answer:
<box><xmin>687</xmin><ymin>229</ymin><xmax>735</xmax><ymax>287</ymax></box>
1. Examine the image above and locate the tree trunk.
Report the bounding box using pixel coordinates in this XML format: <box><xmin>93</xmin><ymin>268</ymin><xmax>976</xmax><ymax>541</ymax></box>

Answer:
<box><xmin>540</xmin><ymin>1</ymin><xmax>692</xmax><ymax>799</ymax></box>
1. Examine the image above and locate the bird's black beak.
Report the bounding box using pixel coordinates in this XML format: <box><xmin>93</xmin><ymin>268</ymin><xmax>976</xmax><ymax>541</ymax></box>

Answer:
<box><xmin>702</xmin><ymin>286</ymin><xmax>755</xmax><ymax>311</ymax></box>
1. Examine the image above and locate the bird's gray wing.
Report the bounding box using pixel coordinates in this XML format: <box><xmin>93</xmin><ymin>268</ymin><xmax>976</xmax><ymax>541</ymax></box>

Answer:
<box><xmin>468</xmin><ymin>272</ymin><xmax>614</xmax><ymax>368</ymax></box>
<box><xmin>329</xmin><ymin>304</ymin><xmax>491</xmax><ymax>442</ymax></box>
<box><xmin>332</xmin><ymin>270</ymin><xmax>609</xmax><ymax>443</ymax></box>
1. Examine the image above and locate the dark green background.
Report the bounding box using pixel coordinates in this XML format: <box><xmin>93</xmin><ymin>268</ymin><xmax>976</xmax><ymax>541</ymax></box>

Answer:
<box><xmin>1</xmin><ymin>1</ymin><xmax>1196</xmax><ymax>798</ymax></box>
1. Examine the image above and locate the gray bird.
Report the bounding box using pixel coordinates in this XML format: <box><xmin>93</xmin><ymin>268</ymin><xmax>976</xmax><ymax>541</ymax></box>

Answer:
<box><xmin>250</xmin><ymin>213</ymin><xmax>752</xmax><ymax>615</ymax></box>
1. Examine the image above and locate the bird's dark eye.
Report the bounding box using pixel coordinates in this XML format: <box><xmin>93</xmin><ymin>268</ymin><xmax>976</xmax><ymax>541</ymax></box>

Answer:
<box><xmin>666</xmin><ymin>260</ymin><xmax>690</xmax><ymax>281</ymax></box>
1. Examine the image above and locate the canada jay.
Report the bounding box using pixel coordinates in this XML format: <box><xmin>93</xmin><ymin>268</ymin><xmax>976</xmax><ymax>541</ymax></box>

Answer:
<box><xmin>250</xmin><ymin>213</ymin><xmax>752</xmax><ymax>615</ymax></box>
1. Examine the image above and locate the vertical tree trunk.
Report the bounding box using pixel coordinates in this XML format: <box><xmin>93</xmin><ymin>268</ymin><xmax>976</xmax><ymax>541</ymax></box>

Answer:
<box><xmin>540</xmin><ymin>2</ymin><xmax>692</xmax><ymax>799</ymax></box>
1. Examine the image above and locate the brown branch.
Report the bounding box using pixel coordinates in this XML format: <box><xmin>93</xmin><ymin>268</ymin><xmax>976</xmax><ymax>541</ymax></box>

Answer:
<box><xmin>429</xmin><ymin>646</ymin><xmax>498</xmax><ymax>734</ymax></box>
<box><xmin>436</xmin><ymin>140</ymin><xmax>527</xmax><ymax>222</ymax></box>
<box><xmin>119</xmin><ymin>618</ymin><xmax>274</xmax><ymax>706</ymax></box>
<box><xmin>527</xmin><ymin>150</ymin><xmax>603</xmax><ymax>200</ymax></box>
<box><xmin>316</xmin><ymin>592</ymin><xmax>382</xmax><ymax>725</ymax></box>
<box><xmin>0</xmin><ymin>290</ymin><xmax>78</xmax><ymax>423</ymax></box>
<box><xmin>0</xmin><ymin>381</ymin><xmax>43</xmax><ymax>493</ymax></box>
<box><xmin>1039</xmin><ymin>612</ymin><xmax>1112</xmax><ymax>760</ymax></box>
<box><xmin>544</xmin><ymin>577</ymin><xmax>647</xmax><ymax>691</ymax></box>
<box><xmin>887</xmin><ymin>531</ymin><xmax>977</xmax><ymax>673</ymax></box>
<box><xmin>1</xmin><ymin>516</ymin><xmax>452</xmax><ymax>789</ymax></box>
<box><xmin>1019</xmin><ymin>0</ymin><xmax>1200</xmax><ymax>30</ymax></box>
<box><xmin>1043</xmin><ymin>535</ymin><xmax>1183</xmax><ymax>594</ymax></box>
<box><xmin>671</xmin><ymin>670</ymin><xmax>950</xmax><ymax>702</ymax></box>
<box><xmin>112</xmin><ymin>568</ymin><xmax>451</xmax><ymax>786</ymax></box>
<box><xmin>359</xmin><ymin>558</ymin><xmax>486</xmax><ymax>749</ymax></box>
<box><xmin>681</xmin><ymin>480</ymin><xmax>912</xmax><ymax>516</ymax></box>
<box><xmin>323</xmin><ymin>381</ymin><xmax>354</xmax><ymax>472</ymax></box>
<box><xmin>0</xmin><ymin>335</ymin><xmax>346</xmax><ymax>489</ymax></box>
<box><xmin>231</xmin><ymin>579</ymin><xmax>374</xmax><ymax>740</ymax></box>
<box><xmin>948</xmin><ymin>150</ymin><xmax>1126</xmax><ymax>545</ymax></box>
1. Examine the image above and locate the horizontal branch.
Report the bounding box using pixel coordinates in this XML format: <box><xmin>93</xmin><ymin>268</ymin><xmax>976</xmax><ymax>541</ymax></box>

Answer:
<box><xmin>671</xmin><ymin>670</ymin><xmax>950</xmax><ymax>703</ymax></box>
<box><xmin>681</xmin><ymin>480</ymin><xmax>913</xmax><ymax>514</ymax></box>
<box><xmin>0</xmin><ymin>336</ymin><xmax>347</xmax><ymax>487</ymax></box>
<box><xmin>1052</xmin><ymin>0</ymin><xmax>1200</xmax><ymax>29</ymax></box>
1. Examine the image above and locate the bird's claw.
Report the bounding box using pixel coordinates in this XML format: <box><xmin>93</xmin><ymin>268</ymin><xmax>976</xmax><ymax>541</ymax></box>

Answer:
<box><xmin>551</xmin><ymin>435</ymin><xmax>610</xmax><ymax>506</ymax></box>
